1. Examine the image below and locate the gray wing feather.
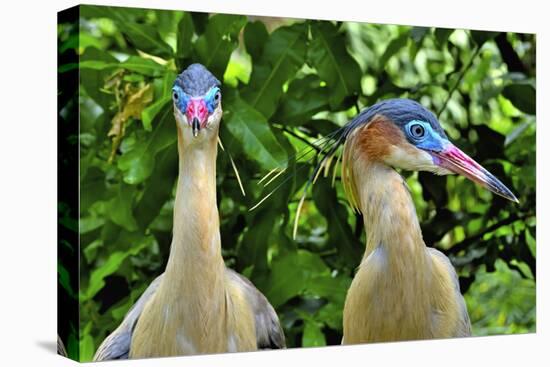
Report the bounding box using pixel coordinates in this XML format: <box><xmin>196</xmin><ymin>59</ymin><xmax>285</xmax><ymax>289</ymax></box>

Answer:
<box><xmin>428</xmin><ymin>248</ymin><xmax>472</xmax><ymax>337</ymax></box>
<box><xmin>93</xmin><ymin>269</ymin><xmax>284</xmax><ymax>361</ymax></box>
<box><xmin>227</xmin><ymin>269</ymin><xmax>286</xmax><ymax>349</ymax></box>
<box><xmin>93</xmin><ymin>275</ymin><xmax>163</xmax><ymax>361</ymax></box>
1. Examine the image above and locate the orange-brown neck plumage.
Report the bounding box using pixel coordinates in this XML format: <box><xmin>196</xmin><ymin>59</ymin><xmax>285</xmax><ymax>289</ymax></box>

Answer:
<box><xmin>341</xmin><ymin>117</ymin><xmax>470</xmax><ymax>343</ymax></box>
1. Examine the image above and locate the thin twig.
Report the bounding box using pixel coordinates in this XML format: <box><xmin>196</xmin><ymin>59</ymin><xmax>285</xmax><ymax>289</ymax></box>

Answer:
<box><xmin>447</xmin><ymin>213</ymin><xmax>533</xmax><ymax>255</ymax></box>
<box><xmin>437</xmin><ymin>45</ymin><xmax>482</xmax><ymax>118</ymax></box>
<box><xmin>277</xmin><ymin>126</ymin><xmax>322</xmax><ymax>153</ymax></box>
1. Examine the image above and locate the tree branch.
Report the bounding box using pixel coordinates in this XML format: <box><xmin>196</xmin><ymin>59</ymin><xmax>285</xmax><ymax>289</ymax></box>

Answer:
<box><xmin>447</xmin><ymin>213</ymin><xmax>533</xmax><ymax>255</ymax></box>
<box><xmin>437</xmin><ymin>45</ymin><xmax>482</xmax><ymax>118</ymax></box>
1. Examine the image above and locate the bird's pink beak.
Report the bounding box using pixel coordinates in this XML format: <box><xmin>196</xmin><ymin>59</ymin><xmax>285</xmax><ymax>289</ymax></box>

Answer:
<box><xmin>186</xmin><ymin>98</ymin><xmax>209</xmax><ymax>137</ymax></box>
<box><xmin>431</xmin><ymin>143</ymin><xmax>518</xmax><ymax>203</ymax></box>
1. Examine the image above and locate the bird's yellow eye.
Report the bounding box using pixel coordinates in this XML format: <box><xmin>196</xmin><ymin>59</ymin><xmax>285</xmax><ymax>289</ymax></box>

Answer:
<box><xmin>410</xmin><ymin>123</ymin><xmax>425</xmax><ymax>139</ymax></box>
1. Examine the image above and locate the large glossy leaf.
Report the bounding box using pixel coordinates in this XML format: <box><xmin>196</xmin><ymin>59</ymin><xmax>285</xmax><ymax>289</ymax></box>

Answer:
<box><xmin>434</xmin><ymin>28</ymin><xmax>454</xmax><ymax>47</ymax></box>
<box><xmin>308</xmin><ymin>20</ymin><xmax>363</xmax><ymax>110</ymax></box>
<box><xmin>502</xmin><ymin>83</ymin><xmax>536</xmax><ymax>115</ymax></box>
<box><xmin>273</xmin><ymin>75</ymin><xmax>330</xmax><ymax>125</ymax></box>
<box><xmin>142</xmin><ymin>71</ymin><xmax>176</xmax><ymax>131</ymax></box>
<box><xmin>238</xmin><ymin>208</ymin><xmax>274</xmax><ymax>275</ymax></box>
<box><xmin>82</xmin><ymin>5</ymin><xmax>173</xmax><ymax>58</ymax></box>
<box><xmin>224</xmin><ymin>95</ymin><xmax>287</xmax><ymax>171</ymax></box>
<box><xmin>195</xmin><ymin>14</ymin><xmax>246</xmax><ymax>78</ymax></box>
<box><xmin>134</xmin><ymin>143</ymin><xmax>178</xmax><ymax>229</ymax></box>
<box><xmin>244</xmin><ymin>20</ymin><xmax>269</xmax><ymax>61</ymax></box>
<box><xmin>106</xmin><ymin>184</ymin><xmax>138</xmax><ymax>231</ymax></box>
<box><xmin>176</xmin><ymin>12</ymin><xmax>194</xmax><ymax>66</ymax></box>
<box><xmin>264</xmin><ymin>249</ymin><xmax>330</xmax><ymax>308</ymax></box>
<box><xmin>471</xmin><ymin>30</ymin><xmax>499</xmax><ymax>46</ymax></box>
<box><xmin>79</xmin><ymin>47</ymin><xmax>118</xmax><ymax>107</ymax></box>
<box><xmin>80</xmin><ymin>167</ymin><xmax>108</xmax><ymax>214</ymax></box>
<box><xmin>302</xmin><ymin>320</ymin><xmax>327</xmax><ymax>347</ymax></box>
<box><xmin>312</xmin><ymin>180</ymin><xmax>362</xmax><ymax>268</ymax></box>
<box><xmin>117</xmin><ymin>104</ymin><xmax>176</xmax><ymax>184</ymax></box>
<box><xmin>378</xmin><ymin>31</ymin><xmax>410</xmax><ymax>69</ymax></box>
<box><xmin>61</xmin><ymin>56</ymin><xmax>166</xmax><ymax>77</ymax></box>
<box><xmin>243</xmin><ymin>23</ymin><xmax>308</xmax><ymax>118</ymax></box>
<box><xmin>80</xmin><ymin>235</ymin><xmax>153</xmax><ymax>301</ymax></box>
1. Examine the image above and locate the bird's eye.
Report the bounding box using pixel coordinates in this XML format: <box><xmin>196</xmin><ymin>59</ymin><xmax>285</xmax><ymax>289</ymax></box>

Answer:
<box><xmin>410</xmin><ymin>123</ymin><xmax>425</xmax><ymax>139</ymax></box>
<box><xmin>173</xmin><ymin>91</ymin><xmax>179</xmax><ymax>101</ymax></box>
<box><xmin>214</xmin><ymin>92</ymin><xmax>220</xmax><ymax>101</ymax></box>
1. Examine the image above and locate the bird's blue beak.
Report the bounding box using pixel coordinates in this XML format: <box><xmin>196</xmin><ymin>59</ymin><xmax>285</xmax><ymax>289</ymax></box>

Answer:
<box><xmin>431</xmin><ymin>142</ymin><xmax>518</xmax><ymax>203</ymax></box>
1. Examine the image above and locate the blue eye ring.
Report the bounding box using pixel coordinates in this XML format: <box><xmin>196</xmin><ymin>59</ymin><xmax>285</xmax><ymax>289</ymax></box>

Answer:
<box><xmin>205</xmin><ymin>87</ymin><xmax>221</xmax><ymax>113</ymax></box>
<box><xmin>409</xmin><ymin>123</ymin><xmax>425</xmax><ymax>139</ymax></box>
<box><xmin>405</xmin><ymin>120</ymin><xmax>428</xmax><ymax>141</ymax></box>
<box><xmin>172</xmin><ymin>86</ymin><xmax>189</xmax><ymax>111</ymax></box>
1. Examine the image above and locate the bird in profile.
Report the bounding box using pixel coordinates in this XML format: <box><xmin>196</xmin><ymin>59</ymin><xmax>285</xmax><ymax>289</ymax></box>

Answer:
<box><xmin>94</xmin><ymin>64</ymin><xmax>285</xmax><ymax>360</ymax></box>
<box><xmin>257</xmin><ymin>98</ymin><xmax>517</xmax><ymax>344</ymax></box>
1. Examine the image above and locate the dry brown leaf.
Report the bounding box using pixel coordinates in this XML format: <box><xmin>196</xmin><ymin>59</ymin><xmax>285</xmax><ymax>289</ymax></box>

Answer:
<box><xmin>108</xmin><ymin>83</ymin><xmax>153</xmax><ymax>163</ymax></box>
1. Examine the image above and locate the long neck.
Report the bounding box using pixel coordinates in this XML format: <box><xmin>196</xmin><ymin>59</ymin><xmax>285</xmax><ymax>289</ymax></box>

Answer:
<box><xmin>353</xmin><ymin>158</ymin><xmax>428</xmax><ymax>269</ymax></box>
<box><xmin>163</xmin><ymin>129</ymin><xmax>225</xmax><ymax>298</ymax></box>
<box><xmin>343</xmin><ymin>156</ymin><xmax>434</xmax><ymax>343</ymax></box>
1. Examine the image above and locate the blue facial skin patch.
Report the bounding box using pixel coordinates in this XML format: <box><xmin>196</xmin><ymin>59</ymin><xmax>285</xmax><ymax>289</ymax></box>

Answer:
<box><xmin>404</xmin><ymin>120</ymin><xmax>449</xmax><ymax>153</ymax></box>
<box><xmin>172</xmin><ymin>85</ymin><xmax>190</xmax><ymax>113</ymax></box>
<box><xmin>204</xmin><ymin>87</ymin><xmax>220</xmax><ymax>113</ymax></box>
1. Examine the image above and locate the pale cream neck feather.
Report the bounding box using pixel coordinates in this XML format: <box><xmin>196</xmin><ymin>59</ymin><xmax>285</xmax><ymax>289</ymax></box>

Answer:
<box><xmin>342</xmin><ymin>137</ymin><xmax>434</xmax><ymax>343</ymax></box>
<box><xmin>130</xmin><ymin>130</ymin><xmax>230</xmax><ymax>357</ymax></box>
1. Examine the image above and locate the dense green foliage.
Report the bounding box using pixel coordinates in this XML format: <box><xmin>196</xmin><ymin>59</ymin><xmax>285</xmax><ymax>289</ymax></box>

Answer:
<box><xmin>58</xmin><ymin>5</ymin><xmax>536</xmax><ymax>361</ymax></box>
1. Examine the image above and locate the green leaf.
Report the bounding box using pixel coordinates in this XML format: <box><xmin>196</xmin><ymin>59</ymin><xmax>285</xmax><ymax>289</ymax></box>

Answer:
<box><xmin>224</xmin><ymin>95</ymin><xmax>287</xmax><ymax>171</ymax></box>
<box><xmin>80</xmin><ymin>167</ymin><xmax>107</xmax><ymax>214</ymax></box>
<box><xmin>176</xmin><ymin>12</ymin><xmax>195</xmax><ymax>63</ymax></box>
<box><xmin>119</xmin><ymin>56</ymin><xmax>166</xmax><ymax>77</ymax></box>
<box><xmin>471</xmin><ymin>30</ymin><xmax>499</xmax><ymax>46</ymax></box>
<box><xmin>134</xmin><ymin>143</ymin><xmax>178</xmax><ymax>229</ymax></box>
<box><xmin>142</xmin><ymin>70</ymin><xmax>176</xmax><ymax>131</ymax></box>
<box><xmin>118</xmin><ymin>104</ymin><xmax>176</xmax><ymax>184</ymax></box>
<box><xmin>308</xmin><ymin>21</ymin><xmax>362</xmax><ymax>109</ymax></box>
<box><xmin>81</xmin><ymin>236</ymin><xmax>151</xmax><ymax>301</ymax></box>
<box><xmin>83</xmin><ymin>239</ymin><xmax>104</xmax><ymax>263</ymax></box>
<box><xmin>238</xmin><ymin>209</ymin><xmax>274</xmax><ymax>275</ymax></box>
<box><xmin>142</xmin><ymin>97</ymin><xmax>170</xmax><ymax>131</ymax></box>
<box><xmin>274</xmin><ymin>75</ymin><xmax>330</xmax><ymax>125</ymax></box>
<box><xmin>86</xmin><ymin>6</ymin><xmax>174</xmax><ymax>58</ymax></box>
<box><xmin>265</xmin><ymin>249</ymin><xmax>330</xmax><ymax>307</ymax></box>
<box><xmin>58</xmin><ymin>263</ymin><xmax>77</xmax><ymax>299</ymax></box>
<box><xmin>312</xmin><ymin>180</ymin><xmax>362</xmax><ymax>268</ymax></box>
<box><xmin>302</xmin><ymin>320</ymin><xmax>327</xmax><ymax>347</ymax></box>
<box><xmin>243</xmin><ymin>22</ymin><xmax>308</xmax><ymax>118</ymax></box>
<box><xmin>502</xmin><ymin>83</ymin><xmax>536</xmax><ymax>115</ymax></box>
<box><xmin>79</xmin><ymin>333</ymin><xmax>95</xmax><ymax>362</ymax></box>
<box><xmin>107</xmin><ymin>184</ymin><xmax>138</xmax><ymax>231</ymax></box>
<box><xmin>79</xmin><ymin>47</ymin><xmax>118</xmax><ymax>107</ymax></box>
<box><xmin>244</xmin><ymin>21</ymin><xmax>269</xmax><ymax>61</ymax></box>
<box><xmin>195</xmin><ymin>14</ymin><xmax>247</xmax><ymax>78</ymax></box>
<box><xmin>63</xmin><ymin>56</ymin><xmax>166</xmax><ymax>77</ymax></box>
<box><xmin>434</xmin><ymin>28</ymin><xmax>454</xmax><ymax>47</ymax></box>
<box><xmin>379</xmin><ymin>31</ymin><xmax>410</xmax><ymax>69</ymax></box>
<box><xmin>308</xmin><ymin>273</ymin><xmax>351</xmax><ymax>304</ymax></box>
<box><xmin>411</xmin><ymin>26</ymin><xmax>429</xmax><ymax>43</ymax></box>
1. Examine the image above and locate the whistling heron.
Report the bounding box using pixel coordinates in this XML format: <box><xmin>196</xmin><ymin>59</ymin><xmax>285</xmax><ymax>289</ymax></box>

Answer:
<box><xmin>335</xmin><ymin>99</ymin><xmax>517</xmax><ymax>343</ymax></box>
<box><xmin>261</xmin><ymin>98</ymin><xmax>517</xmax><ymax>344</ymax></box>
<box><xmin>94</xmin><ymin>64</ymin><xmax>285</xmax><ymax>360</ymax></box>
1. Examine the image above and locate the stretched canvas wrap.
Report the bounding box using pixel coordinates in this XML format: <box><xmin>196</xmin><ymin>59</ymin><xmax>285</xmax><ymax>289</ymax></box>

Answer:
<box><xmin>57</xmin><ymin>4</ymin><xmax>536</xmax><ymax>362</ymax></box>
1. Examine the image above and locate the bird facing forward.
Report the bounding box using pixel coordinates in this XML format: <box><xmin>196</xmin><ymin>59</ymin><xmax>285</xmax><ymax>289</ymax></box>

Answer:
<box><xmin>94</xmin><ymin>64</ymin><xmax>285</xmax><ymax>360</ymax></box>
